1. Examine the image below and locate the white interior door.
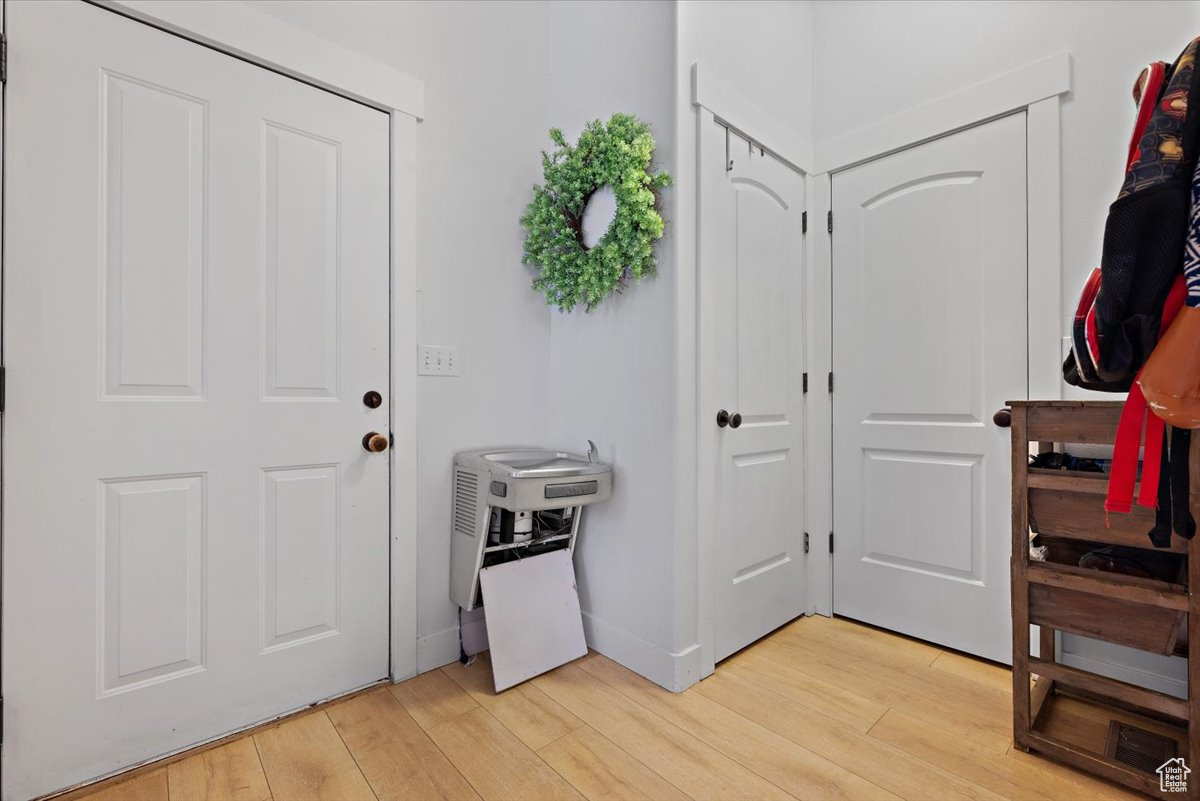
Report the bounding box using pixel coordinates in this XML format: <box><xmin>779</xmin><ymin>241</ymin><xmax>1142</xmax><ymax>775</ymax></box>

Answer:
<box><xmin>1</xmin><ymin>4</ymin><xmax>391</xmax><ymax>798</ymax></box>
<box><xmin>702</xmin><ymin>125</ymin><xmax>807</xmax><ymax>663</ymax></box>
<box><xmin>832</xmin><ymin>113</ymin><xmax>1027</xmax><ymax>663</ymax></box>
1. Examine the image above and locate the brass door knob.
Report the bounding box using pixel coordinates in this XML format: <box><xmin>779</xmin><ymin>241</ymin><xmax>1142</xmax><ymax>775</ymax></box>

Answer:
<box><xmin>362</xmin><ymin>431</ymin><xmax>389</xmax><ymax>453</ymax></box>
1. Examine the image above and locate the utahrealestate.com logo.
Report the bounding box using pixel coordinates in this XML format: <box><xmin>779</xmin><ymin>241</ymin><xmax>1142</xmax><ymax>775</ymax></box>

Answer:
<box><xmin>1159</xmin><ymin>757</ymin><xmax>1191</xmax><ymax>793</ymax></box>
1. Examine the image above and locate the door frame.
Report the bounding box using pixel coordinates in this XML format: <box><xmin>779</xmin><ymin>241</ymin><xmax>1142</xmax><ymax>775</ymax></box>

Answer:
<box><xmin>693</xmin><ymin>63</ymin><xmax>813</xmax><ymax>679</ymax></box>
<box><xmin>1</xmin><ymin>0</ymin><xmax>425</xmax><ymax>691</ymax></box>
<box><xmin>813</xmin><ymin>52</ymin><xmax>1070</xmax><ymax>617</ymax></box>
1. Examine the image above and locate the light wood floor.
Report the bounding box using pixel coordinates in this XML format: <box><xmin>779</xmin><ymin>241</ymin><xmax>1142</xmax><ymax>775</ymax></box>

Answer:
<box><xmin>66</xmin><ymin>615</ymin><xmax>1143</xmax><ymax>801</ymax></box>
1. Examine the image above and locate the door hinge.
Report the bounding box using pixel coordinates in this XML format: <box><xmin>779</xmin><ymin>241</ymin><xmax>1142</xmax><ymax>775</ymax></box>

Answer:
<box><xmin>802</xmin><ymin>372</ymin><xmax>808</xmax><ymax>393</ymax></box>
<box><xmin>827</xmin><ymin>210</ymin><xmax>833</xmax><ymax>234</ymax></box>
<box><xmin>802</xmin><ymin>211</ymin><xmax>808</xmax><ymax>235</ymax></box>
<box><xmin>829</xmin><ymin>532</ymin><xmax>834</xmax><ymax>554</ymax></box>
<box><xmin>1</xmin><ymin>696</ymin><xmax>5</xmax><ymax>743</ymax></box>
<box><xmin>2</xmin><ymin>34</ymin><xmax>8</xmax><ymax>85</ymax></box>
<box><xmin>804</xmin><ymin>532</ymin><xmax>810</xmax><ymax>554</ymax></box>
<box><xmin>827</xmin><ymin>371</ymin><xmax>833</xmax><ymax>393</ymax></box>
<box><xmin>1</xmin><ymin>366</ymin><xmax>8</xmax><ymax>413</ymax></box>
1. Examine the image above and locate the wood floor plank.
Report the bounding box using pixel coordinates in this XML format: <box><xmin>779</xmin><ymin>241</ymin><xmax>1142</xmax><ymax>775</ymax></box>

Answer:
<box><xmin>388</xmin><ymin>668</ymin><xmax>479</xmax><ymax>731</ymax></box>
<box><xmin>930</xmin><ymin>650</ymin><xmax>1013</xmax><ymax>694</ymax></box>
<box><xmin>534</xmin><ymin>663</ymin><xmax>793</xmax><ymax>801</ymax></box>
<box><xmin>425</xmin><ymin>707</ymin><xmax>583</xmax><ymax>801</ymax></box>
<box><xmin>712</xmin><ymin>644</ymin><xmax>887</xmax><ymax>732</ymax></box>
<box><xmin>793</xmin><ymin>616</ymin><xmax>945</xmax><ymax>667</ymax></box>
<box><xmin>869</xmin><ymin>706</ymin><xmax>1137</xmax><ymax>801</ymax></box>
<box><xmin>779</xmin><ymin>619</ymin><xmax>1012</xmax><ymax>714</ymax></box>
<box><xmin>696</xmin><ymin>663</ymin><xmax>1008</xmax><ymax>801</ymax></box>
<box><xmin>728</xmin><ymin>643</ymin><xmax>997</xmax><ymax>748</ymax></box>
<box><xmin>745</xmin><ymin>632</ymin><xmax>1013</xmax><ymax>752</ymax></box>
<box><xmin>1006</xmin><ymin>744</ymin><xmax>1145</xmax><ymax>801</ymax></box>
<box><xmin>442</xmin><ymin>653</ymin><xmax>584</xmax><ymax>750</ymax></box>
<box><xmin>253</xmin><ymin>712</ymin><xmax>376</xmax><ymax>801</ymax></box>
<box><xmin>79</xmin><ymin>769</ymin><xmax>169</xmax><ymax>801</ymax></box>
<box><xmin>167</xmin><ymin>737</ymin><xmax>272</xmax><ymax>801</ymax></box>
<box><xmin>537</xmin><ymin>726</ymin><xmax>690</xmax><ymax>801</ymax></box>
<box><xmin>576</xmin><ymin>653</ymin><xmax>898</xmax><ymax>801</ymax></box>
<box><xmin>325</xmin><ymin>687</ymin><xmax>481</xmax><ymax>801</ymax></box>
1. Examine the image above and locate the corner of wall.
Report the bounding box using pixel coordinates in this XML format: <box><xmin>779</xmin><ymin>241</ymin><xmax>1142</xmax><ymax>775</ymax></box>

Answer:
<box><xmin>584</xmin><ymin>612</ymin><xmax>702</xmax><ymax>692</ymax></box>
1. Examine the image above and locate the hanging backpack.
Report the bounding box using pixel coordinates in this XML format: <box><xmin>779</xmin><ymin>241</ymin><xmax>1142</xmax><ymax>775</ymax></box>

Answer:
<box><xmin>1063</xmin><ymin>41</ymin><xmax>1200</xmax><ymax>545</ymax></box>
<box><xmin>1064</xmin><ymin>58</ymin><xmax>1173</xmax><ymax>392</ymax></box>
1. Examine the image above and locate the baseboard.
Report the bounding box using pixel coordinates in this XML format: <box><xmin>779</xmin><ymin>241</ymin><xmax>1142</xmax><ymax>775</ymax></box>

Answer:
<box><xmin>1059</xmin><ymin>646</ymin><xmax>1187</xmax><ymax>699</ymax></box>
<box><xmin>582</xmin><ymin>611</ymin><xmax>703</xmax><ymax>692</ymax></box>
<box><xmin>416</xmin><ymin>625</ymin><xmax>462</xmax><ymax>673</ymax></box>
<box><xmin>420</xmin><ymin>612</ymin><xmax>703</xmax><ymax>692</ymax></box>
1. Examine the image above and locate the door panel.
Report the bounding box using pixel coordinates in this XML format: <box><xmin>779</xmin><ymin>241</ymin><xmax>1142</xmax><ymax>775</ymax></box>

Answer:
<box><xmin>102</xmin><ymin>72</ymin><xmax>207</xmax><ymax>398</ymax></box>
<box><xmin>832</xmin><ymin>113</ymin><xmax>1027</xmax><ymax>664</ymax></box>
<box><xmin>704</xmin><ymin>128</ymin><xmax>807</xmax><ymax>663</ymax></box>
<box><xmin>2</xmin><ymin>4</ymin><xmax>391</xmax><ymax>798</ymax></box>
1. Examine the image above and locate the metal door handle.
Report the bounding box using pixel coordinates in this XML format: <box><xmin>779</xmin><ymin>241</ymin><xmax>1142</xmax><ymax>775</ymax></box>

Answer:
<box><xmin>729</xmin><ymin>412</ymin><xmax>742</xmax><ymax>429</ymax></box>
<box><xmin>362</xmin><ymin>431</ymin><xmax>389</xmax><ymax>452</ymax></box>
<box><xmin>993</xmin><ymin>408</ymin><xmax>1012</xmax><ymax>428</ymax></box>
<box><xmin>717</xmin><ymin>410</ymin><xmax>731</xmax><ymax>428</ymax></box>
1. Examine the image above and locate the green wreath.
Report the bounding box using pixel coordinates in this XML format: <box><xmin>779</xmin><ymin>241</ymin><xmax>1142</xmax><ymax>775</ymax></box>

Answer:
<box><xmin>520</xmin><ymin>114</ymin><xmax>672</xmax><ymax>312</ymax></box>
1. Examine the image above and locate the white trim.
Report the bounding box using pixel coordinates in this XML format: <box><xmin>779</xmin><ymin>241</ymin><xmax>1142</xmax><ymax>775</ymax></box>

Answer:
<box><xmin>695</xmin><ymin>107</ymin><xmax>722</xmax><ymax>679</ymax></box>
<box><xmin>85</xmin><ymin>0</ymin><xmax>423</xmax><ymax>686</ymax></box>
<box><xmin>1027</xmin><ymin>97</ymin><xmax>1064</xmax><ymax>401</ymax></box>
<box><xmin>1060</xmin><ymin>650</ymin><xmax>1187</xmax><ymax>700</ymax></box>
<box><xmin>815</xmin><ymin>52</ymin><xmax>1069</xmax><ymax>174</ymax></box>
<box><xmin>582</xmin><ymin>612</ymin><xmax>703</xmax><ymax>692</ymax></box>
<box><xmin>673</xmin><ymin>59</ymin><xmax>702</xmax><ymax>691</ymax></box>
<box><xmin>416</xmin><ymin>626</ymin><xmax>463</xmax><ymax>675</ymax></box>
<box><xmin>94</xmin><ymin>0</ymin><xmax>425</xmax><ymax>119</ymax></box>
<box><xmin>415</xmin><ymin>610</ymin><xmax>709</xmax><ymax>692</ymax></box>
<box><xmin>806</xmin><ymin>174</ymin><xmax>834</xmax><ymax>617</ymax></box>
<box><xmin>389</xmin><ymin>112</ymin><xmax>420</xmax><ymax>682</ymax></box>
<box><xmin>691</xmin><ymin>62</ymin><xmax>813</xmax><ymax>174</ymax></box>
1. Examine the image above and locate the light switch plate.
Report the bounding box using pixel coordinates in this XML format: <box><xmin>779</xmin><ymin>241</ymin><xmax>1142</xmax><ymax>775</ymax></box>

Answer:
<box><xmin>418</xmin><ymin>345</ymin><xmax>458</xmax><ymax>376</ymax></box>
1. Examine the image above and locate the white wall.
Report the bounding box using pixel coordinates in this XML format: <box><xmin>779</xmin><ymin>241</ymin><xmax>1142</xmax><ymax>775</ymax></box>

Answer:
<box><xmin>543</xmin><ymin>0</ymin><xmax>686</xmax><ymax>690</ymax></box>
<box><xmin>680</xmin><ymin>0</ymin><xmax>813</xmax><ymax>142</ymax></box>
<box><xmin>813</xmin><ymin>0</ymin><xmax>1200</xmax><ymax>696</ymax></box>
<box><xmin>244</xmin><ymin>0</ymin><xmax>555</xmax><ymax>672</ymax></box>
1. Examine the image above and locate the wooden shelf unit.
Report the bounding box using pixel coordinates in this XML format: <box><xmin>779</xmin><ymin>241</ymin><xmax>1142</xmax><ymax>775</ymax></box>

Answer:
<box><xmin>1010</xmin><ymin>400</ymin><xmax>1199</xmax><ymax>799</ymax></box>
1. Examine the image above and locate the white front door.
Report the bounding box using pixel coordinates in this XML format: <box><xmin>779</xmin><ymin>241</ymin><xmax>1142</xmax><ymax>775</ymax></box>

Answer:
<box><xmin>701</xmin><ymin>125</ymin><xmax>807</xmax><ymax>663</ymax></box>
<box><xmin>2</xmin><ymin>4</ymin><xmax>391</xmax><ymax>798</ymax></box>
<box><xmin>832</xmin><ymin>113</ymin><xmax>1028</xmax><ymax>663</ymax></box>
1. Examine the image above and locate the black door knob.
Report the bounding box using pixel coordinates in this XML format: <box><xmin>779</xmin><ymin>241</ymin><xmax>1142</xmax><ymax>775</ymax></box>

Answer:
<box><xmin>730</xmin><ymin>412</ymin><xmax>743</xmax><ymax>429</ymax></box>
<box><xmin>717</xmin><ymin>409</ymin><xmax>730</xmax><ymax>428</ymax></box>
<box><xmin>993</xmin><ymin>408</ymin><xmax>1012</xmax><ymax>428</ymax></box>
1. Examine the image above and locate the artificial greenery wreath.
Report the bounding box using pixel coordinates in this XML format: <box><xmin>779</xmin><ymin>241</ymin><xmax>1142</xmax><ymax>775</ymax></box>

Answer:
<box><xmin>520</xmin><ymin>114</ymin><xmax>672</xmax><ymax>312</ymax></box>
